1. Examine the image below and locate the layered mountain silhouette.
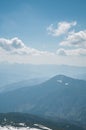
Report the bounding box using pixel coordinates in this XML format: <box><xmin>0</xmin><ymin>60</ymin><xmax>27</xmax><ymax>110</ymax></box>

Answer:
<box><xmin>0</xmin><ymin>75</ymin><xmax>86</xmax><ymax>128</ymax></box>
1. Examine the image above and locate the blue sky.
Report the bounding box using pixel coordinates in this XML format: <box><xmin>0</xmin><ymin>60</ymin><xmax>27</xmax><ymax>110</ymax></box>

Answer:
<box><xmin>0</xmin><ymin>0</ymin><xmax>86</xmax><ymax>66</ymax></box>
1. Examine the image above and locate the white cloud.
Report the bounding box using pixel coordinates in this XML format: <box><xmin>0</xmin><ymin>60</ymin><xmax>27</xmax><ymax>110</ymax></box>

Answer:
<box><xmin>57</xmin><ymin>26</ymin><xmax>86</xmax><ymax>57</ymax></box>
<box><xmin>60</xmin><ymin>30</ymin><xmax>86</xmax><ymax>47</ymax></box>
<box><xmin>56</xmin><ymin>48</ymin><xmax>67</xmax><ymax>56</ymax></box>
<box><xmin>0</xmin><ymin>37</ymin><xmax>86</xmax><ymax>66</ymax></box>
<box><xmin>0</xmin><ymin>37</ymin><xmax>25</xmax><ymax>51</ymax></box>
<box><xmin>47</xmin><ymin>21</ymin><xmax>77</xmax><ymax>37</ymax></box>
<box><xmin>56</xmin><ymin>48</ymin><xmax>86</xmax><ymax>56</ymax></box>
<box><xmin>0</xmin><ymin>37</ymin><xmax>53</xmax><ymax>56</ymax></box>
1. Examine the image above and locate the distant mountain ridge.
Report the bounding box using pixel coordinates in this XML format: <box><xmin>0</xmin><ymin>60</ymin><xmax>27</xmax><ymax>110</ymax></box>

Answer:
<box><xmin>0</xmin><ymin>75</ymin><xmax>86</xmax><ymax>129</ymax></box>
<box><xmin>0</xmin><ymin>63</ymin><xmax>86</xmax><ymax>87</ymax></box>
<box><xmin>0</xmin><ymin>77</ymin><xmax>46</xmax><ymax>93</ymax></box>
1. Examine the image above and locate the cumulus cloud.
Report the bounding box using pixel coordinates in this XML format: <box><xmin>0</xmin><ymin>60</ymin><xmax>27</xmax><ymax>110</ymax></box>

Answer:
<box><xmin>60</xmin><ymin>30</ymin><xmax>86</xmax><ymax>47</ymax></box>
<box><xmin>0</xmin><ymin>37</ymin><xmax>53</xmax><ymax>56</ymax></box>
<box><xmin>0</xmin><ymin>37</ymin><xmax>25</xmax><ymax>51</ymax></box>
<box><xmin>56</xmin><ymin>48</ymin><xmax>67</xmax><ymax>56</ymax></box>
<box><xmin>56</xmin><ymin>48</ymin><xmax>86</xmax><ymax>56</ymax></box>
<box><xmin>47</xmin><ymin>21</ymin><xmax>77</xmax><ymax>37</ymax></box>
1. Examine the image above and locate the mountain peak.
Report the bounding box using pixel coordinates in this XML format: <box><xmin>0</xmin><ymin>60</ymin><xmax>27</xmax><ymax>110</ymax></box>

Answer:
<box><xmin>50</xmin><ymin>75</ymin><xmax>72</xmax><ymax>82</ymax></box>
<box><xmin>55</xmin><ymin>74</ymin><xmax>71</xmax><ymax>78</ymax></box>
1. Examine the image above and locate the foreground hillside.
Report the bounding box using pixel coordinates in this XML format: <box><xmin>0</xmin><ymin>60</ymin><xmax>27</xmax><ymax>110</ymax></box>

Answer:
<box><xmin>0</xmin><ymin>75</ymin><xmax>86</xmax><ymax>128</ymax></box>
<box><xmin>0</xmin><ymin>113</ymin><xmax>84</xmax><ymax>130</ymax></box>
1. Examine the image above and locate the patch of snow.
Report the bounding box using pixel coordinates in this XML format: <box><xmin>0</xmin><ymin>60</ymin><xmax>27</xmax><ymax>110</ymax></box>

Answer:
<box><xmin>57</xmin><ymin>80</ymin><xmax>62</xmax><ymax>83</ymax></box>
<box><xmin>65</xmin><ymin>83</ymin><xmax>69</xmax><ymax>85</ymax></box>
<box><xmin>4</xmin><ymin>118</ymin><xmax>7</xmax><ymax>122</ymax></box>
<box><xmin>0</xmin><ymin>125</ymin><xmax>51</xmax><ymax>130</ymax></box>
<box><xmin>18</xmin><ymin>123</ymin><xmax>25</xmax><ymax>126</ymax></box>
<box><xmin>34</xmin><ymin>124</ymin><xmax>52</xmax><ymax>130</ymax></box>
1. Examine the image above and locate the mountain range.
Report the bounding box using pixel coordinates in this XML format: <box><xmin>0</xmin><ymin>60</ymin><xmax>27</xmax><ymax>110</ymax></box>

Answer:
<box><xmin>0</xmin><ymin>63</ymin><xmax>86</xmax><ymax>88</ymax></box>
<box><xmin>0</xmin><ymin>75</ymin><xmax>86</xmax><ymax>129</ymax></box>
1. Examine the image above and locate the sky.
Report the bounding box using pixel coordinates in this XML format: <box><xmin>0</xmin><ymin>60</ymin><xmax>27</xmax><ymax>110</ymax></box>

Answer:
<box><xmin>0</xmin><ymin>0</ymin><xmax>86</xmax><ymax>66</ymax></box>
